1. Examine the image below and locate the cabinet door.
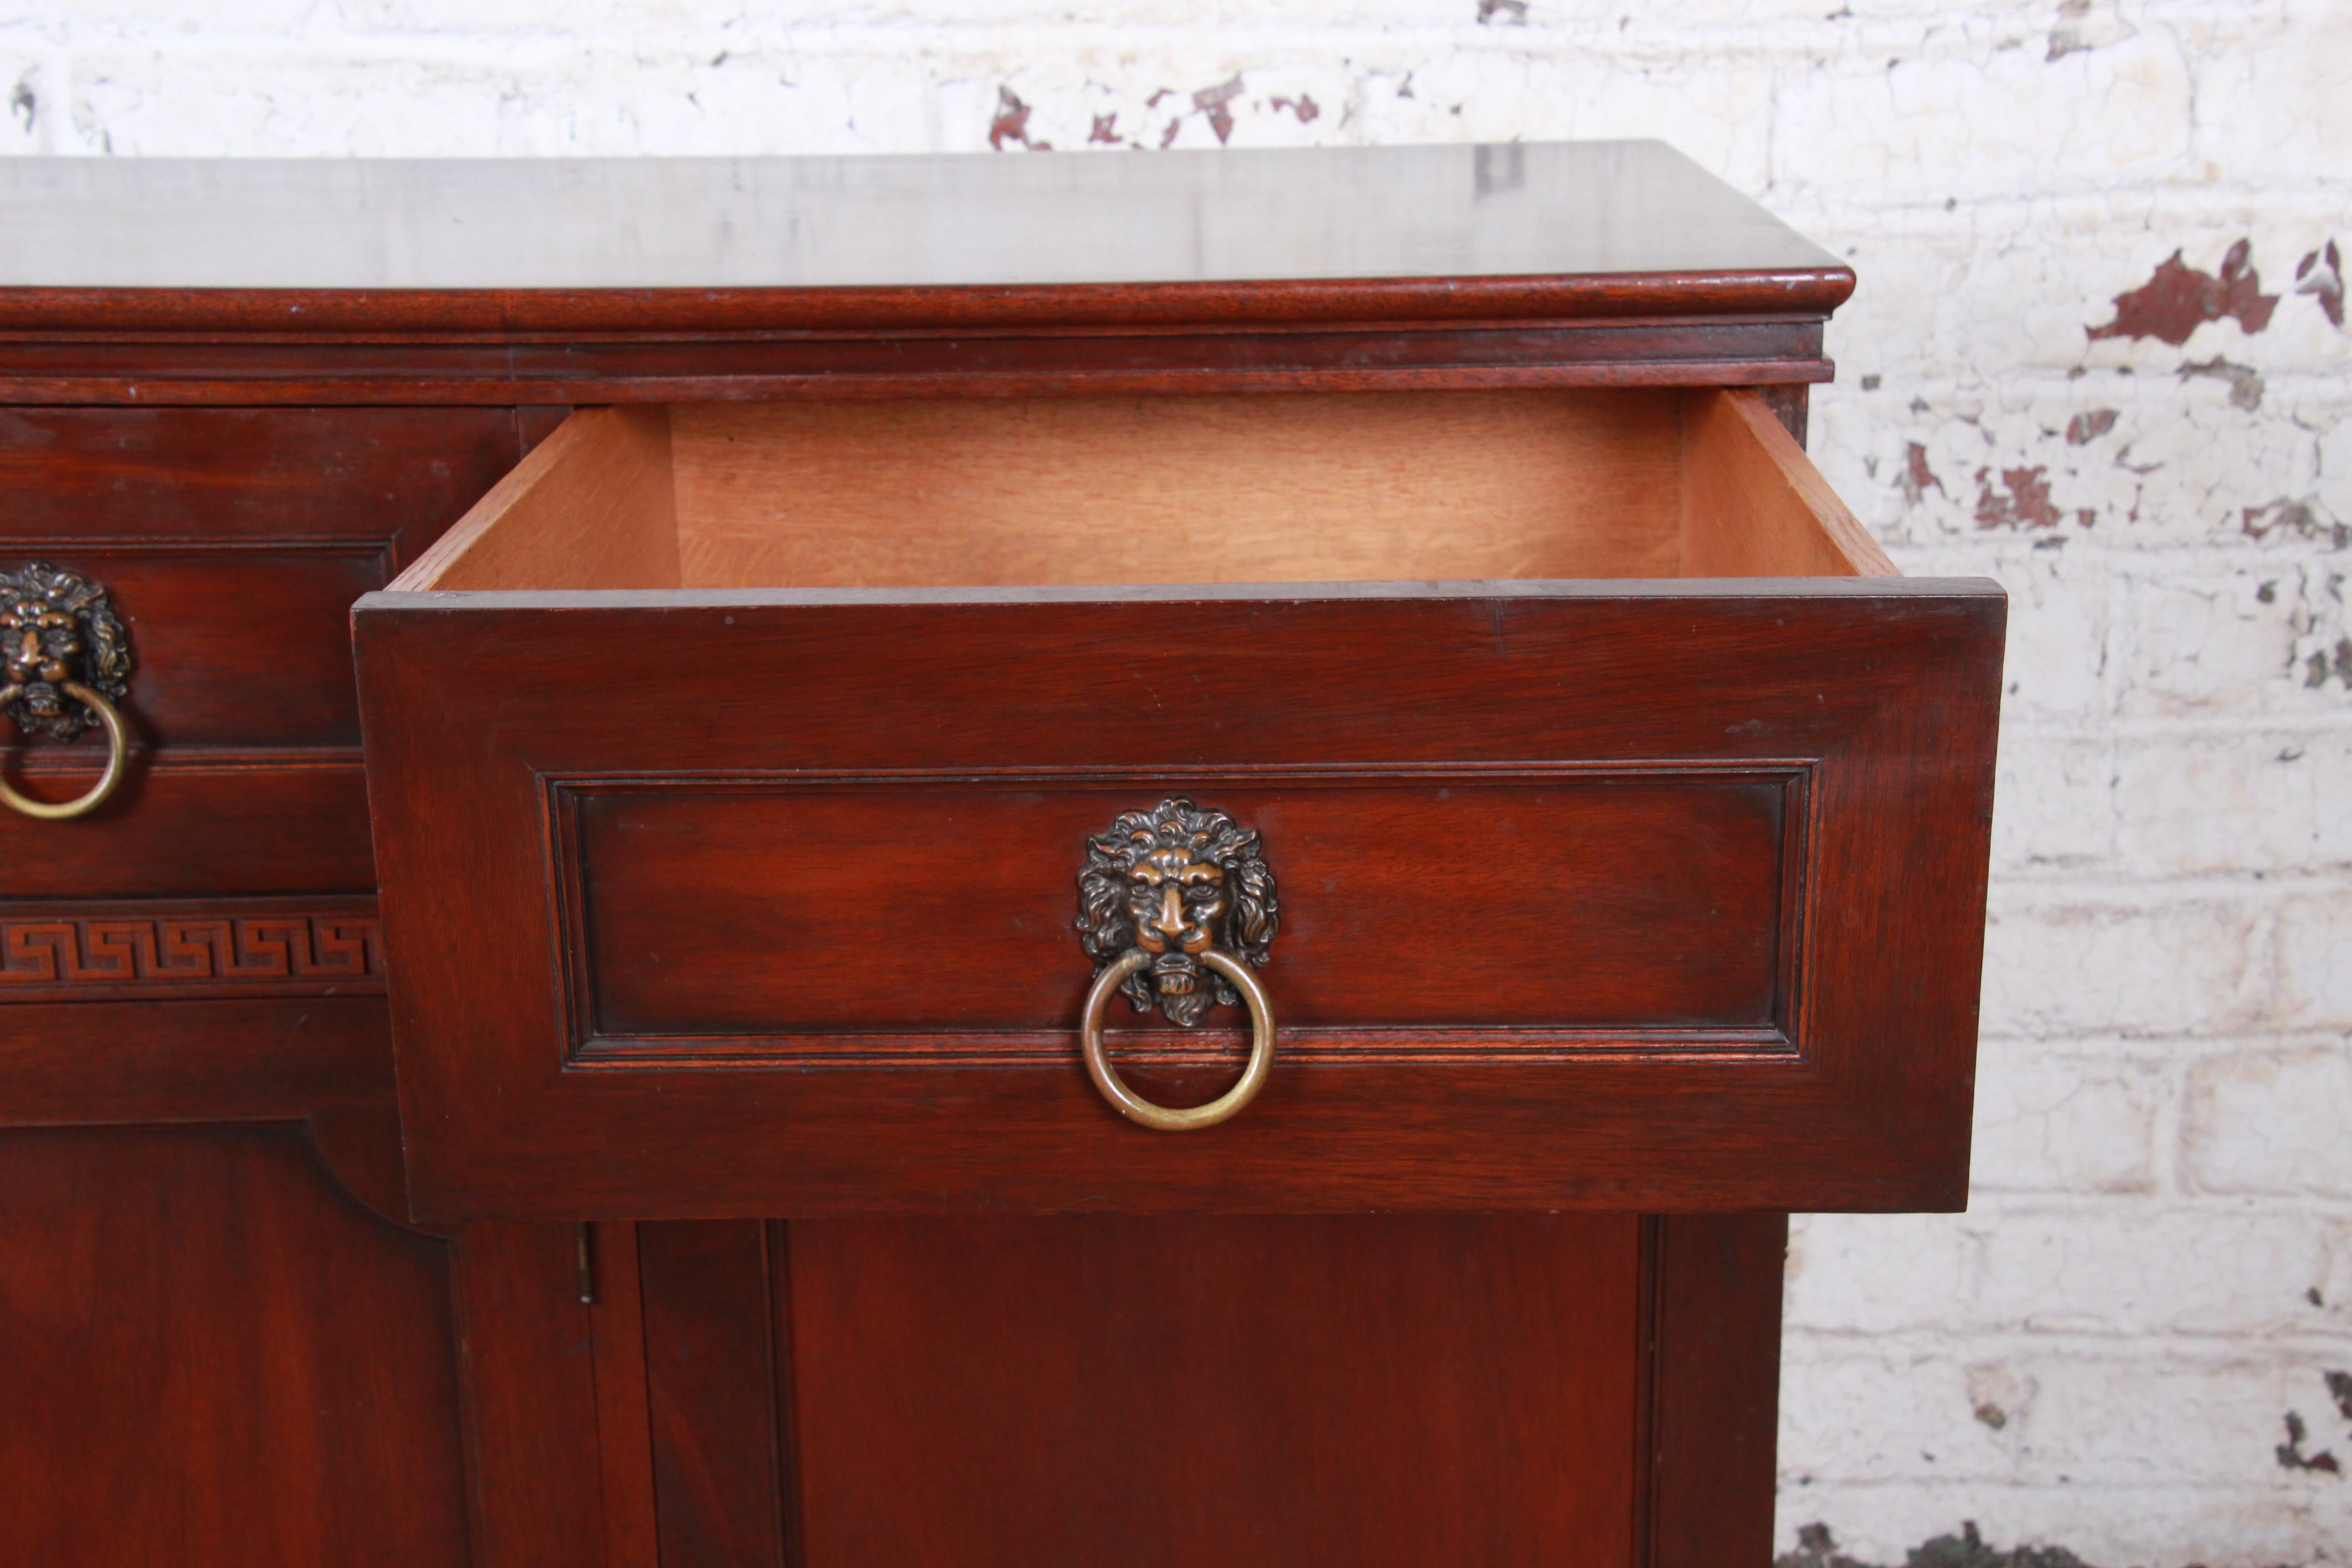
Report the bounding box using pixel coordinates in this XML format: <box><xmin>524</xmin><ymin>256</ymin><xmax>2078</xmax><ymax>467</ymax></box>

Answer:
<box><xmin>0</xmin><ymin>1124</ymin><xmax>474</xmax><ymax>1567</ymax></box>
<box><xmin>575</xmin><ymin>1212</ymin><xmax>1785</xmax><ymax>1568</ymax></box>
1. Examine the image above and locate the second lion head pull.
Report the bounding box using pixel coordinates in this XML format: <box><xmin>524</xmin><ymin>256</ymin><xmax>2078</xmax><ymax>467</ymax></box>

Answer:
<box><xmin>1075</xmin><ymin>797</ymin><xmax>1279</xmax><ymax>1028</ymax></box>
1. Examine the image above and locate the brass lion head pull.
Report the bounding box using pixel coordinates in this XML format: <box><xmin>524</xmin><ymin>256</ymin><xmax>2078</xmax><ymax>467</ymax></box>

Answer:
<box><xmin>1074</xmin><ymin>798</ymin><xmax>1280</xmax><ymax>1131</ymax></box>
<box><xmin>0</xmin><ymin>562</ymin><xmax>132</xmax><ymax>821</ymax></box>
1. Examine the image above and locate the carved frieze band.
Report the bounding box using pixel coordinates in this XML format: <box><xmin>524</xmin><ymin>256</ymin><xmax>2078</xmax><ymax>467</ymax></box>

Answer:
<box><xmin>0</xmin><ymin>900</ymin><xmax>385</xmax><ymax>1001</ymax></box>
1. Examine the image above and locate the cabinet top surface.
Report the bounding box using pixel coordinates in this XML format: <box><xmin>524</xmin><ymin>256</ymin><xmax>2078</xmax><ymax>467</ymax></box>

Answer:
<box><xmin>0</xmin><ymin>141</ymin><xmax>1847</xmax><ymax>330</ymax></box>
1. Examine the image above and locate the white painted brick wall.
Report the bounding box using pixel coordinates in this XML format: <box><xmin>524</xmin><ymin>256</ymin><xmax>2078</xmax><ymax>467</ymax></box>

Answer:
<box><xmin>4</xmin><ymin>2</ymin><xmax>2346</xmax><ymax>1561</ymax></box>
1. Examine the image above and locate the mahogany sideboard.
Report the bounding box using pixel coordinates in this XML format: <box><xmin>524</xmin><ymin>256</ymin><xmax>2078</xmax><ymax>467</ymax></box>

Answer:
<box><xmin>0</xmin><ymin>142</ymin><xmax>2004</xmax><ymax>1567</ymax></box>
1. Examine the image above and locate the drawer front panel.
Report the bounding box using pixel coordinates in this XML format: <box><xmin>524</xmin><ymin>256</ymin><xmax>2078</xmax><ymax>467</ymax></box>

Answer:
<box><xmin>0</xmin><ymin>544</ymin><xmax>383</xmax><ymax>750</ymax></box>
<box><xmin>0</xmin><ymin>407</ymin><xmax>528</xmax><ymax>749</ymax></box>
<box><xmin>0</xmin><ymin>407</ymin><xmax>534</xmax><ymax>901</ymax></box>
<box><xmin>356</xmin><ymin>583</ymin><xmax>2004</xmax><ymax>1220</ymax></box>
<box><xmin>565</xmin><ymin>771</ymin><xmax>1798</xmax><ymax>1056</ymax></box>
<box><xmin>0</xmin><ymin>759</ymin><xmax>371</xmax><ymax>898</ymax></box>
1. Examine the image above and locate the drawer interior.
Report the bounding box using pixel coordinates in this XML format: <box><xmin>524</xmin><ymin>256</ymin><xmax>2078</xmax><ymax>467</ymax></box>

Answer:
<box><xmin>394</xmin><ymin>387</ymin><xmax>1894</xmax><ymax>593</ymax></box>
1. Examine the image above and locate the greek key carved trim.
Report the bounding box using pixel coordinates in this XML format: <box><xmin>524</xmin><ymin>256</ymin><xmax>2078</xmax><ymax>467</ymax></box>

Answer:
<box><xmin>0</xmin><ymin>900</ymin><xmax>385</xmax><ymax>1000</ymax></box>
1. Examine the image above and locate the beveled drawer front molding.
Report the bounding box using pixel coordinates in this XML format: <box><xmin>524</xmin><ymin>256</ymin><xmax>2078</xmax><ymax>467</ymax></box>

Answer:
<box><xmin>545</xmin><ymin>765</ymin><xmax>1812</xmax><ymax>1068</ymax></box>
<box><xmin>0</xmin><ymin>895</ymin><xmax>385</xmax><ymax>1002</ymax></box>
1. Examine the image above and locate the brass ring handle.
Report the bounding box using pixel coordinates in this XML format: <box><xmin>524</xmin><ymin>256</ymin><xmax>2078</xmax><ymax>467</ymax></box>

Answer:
<box><xmin>1</xmin><ymin>563</ymin><xmax>135</xmax><ymax>822</ymax></box>
<box><xmin>0</xmin><ymin>681</ymin><xmax>127</xmax><ymax>821</ymax></box>
<box><xmin>1081</xmin><ymin>947</ymin><xmax>1276</xmax><ymax>1132</ymax></box>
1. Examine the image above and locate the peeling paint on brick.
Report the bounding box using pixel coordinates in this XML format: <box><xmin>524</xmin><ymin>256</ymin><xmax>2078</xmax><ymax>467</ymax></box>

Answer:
<box><xmin>1974</xmin><ymin>465</ymin><xmax>2061</xmax><ymax>530</ymax></box>
<box><xmin>1900</xmin><ymin>441</ymin><xmax>1945</xmax><ymax>505</ymax></box>
<box><xmin>2303</xmin><ymin>637</ymin><xmax>2352</xmax><ymax>690</ymax></box>
<box><xmin>1780</xmin><ymin>1522</ymin><xmax>2096</xmax><ymax>1568</ymax></box>
<box><xmin>2274</xmin><ymin>1410</ymin><xmax>2342</xmax><ymax>1475</ymax></box>
<box><xmin>2295</xmin><ymin>240</ymin><xmax>2344</xmax><ymax>329</ymax></box>
<box><xmin>2045</xmin><ymin>0</ymin><xmax>2095</xmax><ymax>64</ymax></box>
<box><xmin>2087</xmin><ymin>241</ymin><xmax>2280</xmax><ymax>346</ymax></box>
<box><xmin>2063</xmin><ymin>409</ymin><xmax>2118</xmax><ymax>445</ymax></box>
<box><xmin>2178</xmin><ymin>356</ymin><xmax>2265</xmax><ymax>412</ymax></box>
<box><xmin>987</xmin><ymin>86</ymin><xmax>1046</xmax><ymax>151</ymax></box>
<box><xmin>2241</xmin><ymin>498</ymin><xmax>2345</xmax><ymax>548</ymax></box>
<box><xmin>1191</xmin><ymin>75</ymin><xmax>1244</xmax><ymax>144</ymax></box>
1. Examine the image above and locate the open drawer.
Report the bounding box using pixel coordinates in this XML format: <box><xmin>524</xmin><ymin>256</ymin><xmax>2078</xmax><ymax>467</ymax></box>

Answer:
<box><xmin>353</xmin><ymin>387</ymin><xmax>2003</xmax><ymax>1221</ymax></box>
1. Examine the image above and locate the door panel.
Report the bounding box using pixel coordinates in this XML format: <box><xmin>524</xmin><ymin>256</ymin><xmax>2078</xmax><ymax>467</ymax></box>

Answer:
<box><xmin>606</xmin><ymin>1213</ymin><xmax>1784</xmax><ymax>1568</ymax></box>
<box><xmin>0</xmin><ymin>1125</ymin><xmax>471</xmax><ymax>1568</ymax></box>
<box><xmin>785</xmin><ymin>1214</ymin><xmax>1639</xmax><ymax>1568</ymax></box>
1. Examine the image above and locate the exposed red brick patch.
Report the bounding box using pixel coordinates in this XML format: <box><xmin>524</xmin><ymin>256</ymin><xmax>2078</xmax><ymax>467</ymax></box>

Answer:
<box><xmin>2065</xmin><ymin>409</ymin><xmax>2119</xmax><ymax>445</ymax></box>
<box><xmin>1899</xmin><ymin>441</ymin><xmax>1945</xmax><ymax>506</ymax></box>
<box><xmin>1975</xmin><ymin>465</ymin><xmax>2061</xmax><ymax>530</ymax></box>
<box><xmin>1193</xmin><ymin>76</ymin><xmax>1244</xmax><ymax>144</ymax></box>
<box><xmin>988</xmin><ymin>86</ymin><xmax>1049</xmax><ymax>151</ymax></box>
<box><xmin>1089</xmin><ymin>113</ymin><xmax>1121</xmax><ymax>145</ymax></box>
<box><xmin>2297</xmin><ymin>240</ymin><xmax>2345</xmax><ymax>328</ymax></box>
<box><xmin>1271</xmin><ymin>94</ymin><xmax>1320</xmax><ymax>123</ymax></box>
<box><xmin>2087</xmin><ymin>240</ymin><xmax>2278</xmax><ymax>346</ymax></box>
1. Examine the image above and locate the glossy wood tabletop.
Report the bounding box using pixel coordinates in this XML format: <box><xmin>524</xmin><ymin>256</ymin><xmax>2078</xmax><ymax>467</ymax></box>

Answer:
<box><xmin>0</xmin><ymin>140</ymin><xmax>1850</xmax><ymax>332</ymax></box>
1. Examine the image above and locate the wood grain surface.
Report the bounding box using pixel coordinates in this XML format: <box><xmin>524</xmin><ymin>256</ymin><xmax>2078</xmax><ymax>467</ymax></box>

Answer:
<box><xmin>358</xmin><ymin>582</ymin><xmax>2003</xmax><ymax>1220</ymax></box>
<box><xmin>0</xmin><ymin>757</ymin><xmax>374</xmax><ymax>897</ymax></box>
<box><xmin>403</xmin><ymin>388</ymin><xmax>1847</xmax><ymax>593</ymax></box>
<box><xmin>638</xmin><ymin>1221</ymin><xmax>796</xmax><ymax>1568</ymax></box>
<box><xmin>786</xmin><ymin>1214</ymin><xmax>1639</xmax><ymax>1568</ymax></box>
<box><xmin>0</xmin><ymin>405</ymin><xmax>528</xmax><ymax>899</ymax></box>
<box><xmin>567</xmin><ymin>771</ymin><xmax>1794</xmax><ymax>1051</ymax></box>
<box><xmin>1681</xmin><ymin>389</ymin><xmax>1896</xmax><ymax>578</ymax></box>
<box><xmin>0</xmin><ymin>140</ymin><xmax>1947</xmax><ymax>1568</ymax></box>
<box><xmin>0</xmin><ymin>142</ymin><xmax>1846</xmax><ymax>304</ymax></box>
<box><xmin>0</xmin><ymin>148</ymin><xmax>1848</xmax><ymax>405</ymax></box>
<box><xmin>0</xmin><ymin>1125</ymin><xmax>470</xmax><ymax>1568</ymax></box>
<box><xmin>1645</xmin><ymin>1213</ymin><xmax>1789</xmax><ymax>1568</ymax></box>
<box><xmin>668</xmin><ymin>391</ymin><xmax>1686</xmax><ymax>586</ymax></box>
<box><xmin>404</xmin><ymin>405</ymin><xmax>680</xmax><ymax>593</ymax></box>
<box><xmin>0</xmin><ymin>407</ymin><xmax>530</xmax><ymax>744</ymax></box>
